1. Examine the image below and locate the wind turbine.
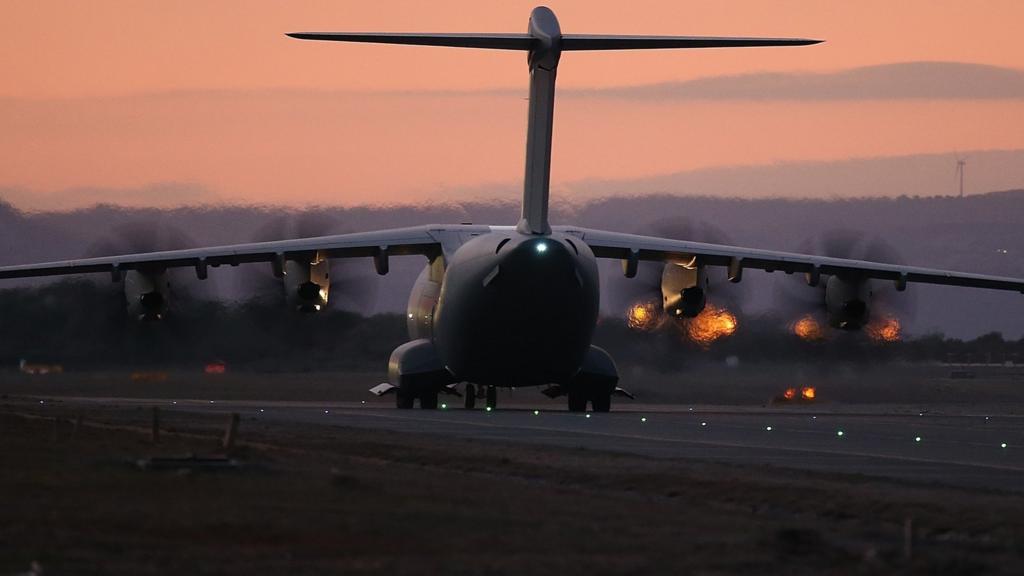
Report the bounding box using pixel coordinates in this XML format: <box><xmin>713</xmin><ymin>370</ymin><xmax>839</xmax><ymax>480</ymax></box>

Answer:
<box><xmin>955</xmin><ymin>156</ymin><xmax>968</xmax><ymax>198</ymax></box>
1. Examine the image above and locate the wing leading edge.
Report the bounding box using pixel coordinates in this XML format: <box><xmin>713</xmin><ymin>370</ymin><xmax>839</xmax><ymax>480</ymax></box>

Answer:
<box><xmin>0</xmin><ymin>225</ymin><xmax>451</xmax><ymax>281</ymax></box>
<box><xmin>562</xmin><ymin>227</ymin><xmax>1024</xmax><ymax>293</ymax></box>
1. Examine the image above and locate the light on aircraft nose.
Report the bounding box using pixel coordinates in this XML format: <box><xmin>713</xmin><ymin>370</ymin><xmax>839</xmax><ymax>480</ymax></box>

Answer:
<box><xmin>535</xmin><ymin>241</ymin><xmax>548</xmax><ymax>253</ymax></box>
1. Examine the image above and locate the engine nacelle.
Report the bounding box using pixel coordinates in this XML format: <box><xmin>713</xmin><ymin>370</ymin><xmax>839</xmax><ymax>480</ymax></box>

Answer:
<box><xmin>284</xmin><ymin>253</ymin><xmax>330</xmax><ymax>312</ymax></box>
<box><xmin>825</xmin><ymin>275</ymin><xmax>872</xmax><ymax>329</ymax></box>
<box><xmin>662</xmin><ymin>261</ymin><xmax>707</xmax><ymax>318</ymax></box>
<box><xmin>124</xmin><ymin>269</ymin><xmax>169</xmax><ymax>321</ymax></box>
<box><xmin>406</xmin><ymin>257</ymin><xmax>445</xmax><ymax>340</ymax></box>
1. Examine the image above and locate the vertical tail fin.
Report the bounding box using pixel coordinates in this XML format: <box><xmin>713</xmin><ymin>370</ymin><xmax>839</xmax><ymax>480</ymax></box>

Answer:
<box><xmin>288</xmin><ymin>7</ymin><xmax>821</xmax><ymax>235</ymax></box>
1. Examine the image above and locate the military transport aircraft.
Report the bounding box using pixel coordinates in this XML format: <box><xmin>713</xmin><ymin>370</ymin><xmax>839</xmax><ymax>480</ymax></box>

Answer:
<box><xmin>2</xmin><ymin>7</ymin><xmax>1022</xmax><ymax>412</ymax></box>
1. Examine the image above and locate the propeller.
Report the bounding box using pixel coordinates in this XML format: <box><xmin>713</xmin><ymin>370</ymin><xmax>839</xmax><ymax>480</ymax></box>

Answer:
<box><xmin>608</xmin><ymin>217</ymin><xmax>748</xmax><ymax>330</ymax></box>
<box><xmin>777</xmin><ymin>229</ymin><xmax>914</xmax><ymax>338</ymax></box>
<box><xmin>241</xmin><ymin>212</ymin><xmax>378</xmax><ymax>313</ymax></box>
<box><xmin>84</xmin><ymin>220</ymin><xmax>207</xmax><ymax>317</ymax></box>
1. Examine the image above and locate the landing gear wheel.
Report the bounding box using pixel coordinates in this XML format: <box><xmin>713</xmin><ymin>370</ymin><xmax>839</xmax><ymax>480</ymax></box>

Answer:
<box><xmin>395</xmin><ymin>388</ymin><xmax>415</xmax><ymax>409</ymax></box>
<box><xmin>590</xmin><ymin>388</ymin><xmax>612</xmax><ymax>413</ymax></box>
<box><xmin>485</xmin><ymin>386</ymin><xmax>497</xmax><ymax>410</ymax></box>
<box><xmin>419</xmin><ymin>390</ymin><xmax>439</xmax><ymax>410</ymax></box>
<box><xmin>567</xmin><ymin>390</ymin><xmax>587</xmax><ymax>413</ymax></box>
<box><xmin>464</xmin><ymin>384</ymin><xmax>477</xmax><ymax>409</ymax></box>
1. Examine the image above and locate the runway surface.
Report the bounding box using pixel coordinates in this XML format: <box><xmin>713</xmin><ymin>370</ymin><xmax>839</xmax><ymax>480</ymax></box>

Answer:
<box><xmin>48</xmin><ymin>396</ymin><xmax>1024</xmax><ymax>492</ymax></box>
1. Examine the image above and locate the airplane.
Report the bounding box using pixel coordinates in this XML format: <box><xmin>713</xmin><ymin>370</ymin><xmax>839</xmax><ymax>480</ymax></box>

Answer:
<box><xmin>1</xmin><ymin>6</ymin><xmax>1022</xmax><ymax>412</ymax></box>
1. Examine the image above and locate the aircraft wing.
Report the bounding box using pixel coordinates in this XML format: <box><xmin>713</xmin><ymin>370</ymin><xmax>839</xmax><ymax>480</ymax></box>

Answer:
<box><xmin>0</xmin><ymin>225</ymin><xmax>447</xmax><ymax>280</ymax></box>
<box><xmin>562</xmin><ymin>227</ymin><xmax>1024</xmax><ymax>293</ymax></box>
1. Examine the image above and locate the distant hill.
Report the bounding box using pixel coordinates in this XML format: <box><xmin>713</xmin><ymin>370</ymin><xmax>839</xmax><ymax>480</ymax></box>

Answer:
<box><xmin>1</xmin><ymin>191</ymin><xmax>1021</xmax><ymax>338</ymax></box>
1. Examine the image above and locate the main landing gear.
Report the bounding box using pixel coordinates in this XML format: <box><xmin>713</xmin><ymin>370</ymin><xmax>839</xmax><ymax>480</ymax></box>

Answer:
<box><xmin>566</xmin><ymin>386</ymin><xmax>612</xmax><ymax>413</ymax></box>
<box><xmin>395</xmin><ymin>387</ymin><xmax>439</xmax><ymax>410</ymax></box>
<box><xmin>462</xmin><ymin>383</ymin><xmax>496</xmax><ymax>410</ymax></box>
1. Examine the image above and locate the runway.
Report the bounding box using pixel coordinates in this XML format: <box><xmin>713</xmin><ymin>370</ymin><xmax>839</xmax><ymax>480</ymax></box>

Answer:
<box><xmin>49</xmin><ymin>396</ymin><xmax>1024</xmax><ymax>492</ymax></box>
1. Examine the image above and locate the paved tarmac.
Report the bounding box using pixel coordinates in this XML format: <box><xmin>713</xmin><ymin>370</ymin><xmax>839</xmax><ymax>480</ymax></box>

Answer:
<box><xmin>44</xmin><ymin>396</ymin><xmax>1024</xmax><ymax>492</ymax></box>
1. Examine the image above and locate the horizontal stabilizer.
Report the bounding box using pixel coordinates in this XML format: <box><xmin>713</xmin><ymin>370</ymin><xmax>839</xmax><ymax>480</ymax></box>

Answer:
<box><xmin>561</xmin><ymin>35</ymin><xmax>822</xmax><ymax>50</ymax></box>
<box><xmin>287</xmin><ymin>32</ymin><xmax>821</xmax><ymax>51</ymax></box>
<box><xmin>286</xmin><ymin>32</ymin><xmax>533</xmax><ymax>50</ymax></box>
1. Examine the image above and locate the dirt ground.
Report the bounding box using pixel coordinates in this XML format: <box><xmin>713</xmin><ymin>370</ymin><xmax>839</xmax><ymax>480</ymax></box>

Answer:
<box><xmin>2</xmin><ymin>399</ymin><xmax>1023</xmax><ymax>575</ymax></box>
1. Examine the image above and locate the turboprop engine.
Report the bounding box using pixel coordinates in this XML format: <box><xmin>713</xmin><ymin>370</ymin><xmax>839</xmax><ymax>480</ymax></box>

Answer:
<box><xmin>823</xmin><ymin>275</ymin><xmax>872</xmax><ymax>329</ymax></box>
<box><xmin>123</xmin><ymin>269</ymin><xmax>170</xmax><ymax>321</ymax></box>
<box><xmin>661</xmin><ymin>260</ymin><xmax>707</xmax><ymax>318</ymax></box>
<box><xmin>406</xmin><ymin>257</ymin><xmax>444</xmax><ymax>340</ymax></box>
<box><xmin>281</xmin><ymin>252</ymin><xmax>330</xmax><ymax>312</ymax></box>
<box><xmin>779</xmin><ymin>231</ymin><xmax>912</xmax><ymax>336</ymax></box>
<box><xmin>609</xmin><ymin>218</ymin><xmax>747</xmax><ymax>327</ymax></box>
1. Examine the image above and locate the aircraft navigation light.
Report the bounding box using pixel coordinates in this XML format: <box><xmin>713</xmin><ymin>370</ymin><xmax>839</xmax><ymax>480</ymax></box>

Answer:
<box><xmin>535</xmin><ymin>241</ymin><xmax>548</xmax><ymax>253</ymax></box>
<box><xmin>765</xmin><ymin>426</ymin><xmax>772</xmax><ymax>431</ymax></box>
<box><xmin>915</xmin><ymin>436</ymin><xmax>922</xmax><ymax>442</ymax></box>
<box><xmin>441</xmin><ymin>403</ymin><xmax>447</xmax><ymax>409</ymax></box>
<box><xmin>533</xmin><ymin>410</ymin><xmax>540</xmax><ymax>415</ymax></box>
<box><xmin>586</xmin><ymin>414</ymin><xmax>591</xmax><ymax>419</ymax></box>
<box><xmin>837</xmin><ymin>430</ymin><xmax>844</xmax><ymax>436</ymax></box>
<box><xmin>1002</xmin><ymin>443</ymin><xmax>1008</xmax><ymax>448</ymax></box>
<box><xmin>701</xmin><ymin>422</ymin><xmax>707</xmax><ymax>427</ymax></box>
<box><xmin>324</xmin><ymin>410</ymin><xmax>329</xmax><ymax>414</ymax></box>
<box><xmin>486</xmin><ymin>406</ymin><xmax>492</xmax><ymax>412</ymax></box>
<box><xmin>641</xmin><ymin>417</ymin><xmax>647</xmax><ymax>422</ymax></box>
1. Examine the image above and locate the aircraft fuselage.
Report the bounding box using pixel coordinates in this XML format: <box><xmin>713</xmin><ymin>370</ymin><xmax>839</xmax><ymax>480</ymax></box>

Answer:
<box><xmin>425</xmin><ymin>230</ymin><xmax>600</xmax><ymax>388</ymax></box>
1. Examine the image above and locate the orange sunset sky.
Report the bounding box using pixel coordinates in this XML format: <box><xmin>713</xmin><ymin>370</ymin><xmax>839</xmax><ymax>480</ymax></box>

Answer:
<box><xmin>2</xmin><ymin>0</ymin><xmax>1024</xmax><ymax>210</ymax></box>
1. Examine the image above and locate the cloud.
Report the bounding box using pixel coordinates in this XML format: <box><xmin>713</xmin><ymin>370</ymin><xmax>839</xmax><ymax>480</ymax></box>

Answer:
<box><xmin>564</xmin><ymin>62</ymin><xmax>1024</xmax><ymax>101</ymax></box>
<box><xmin>0</xmin><ymin>182</ymin><xmax>221</xmax><ymax>212</ymax></box>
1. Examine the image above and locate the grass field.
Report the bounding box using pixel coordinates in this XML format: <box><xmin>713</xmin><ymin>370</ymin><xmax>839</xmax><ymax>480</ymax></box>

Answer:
<box><xmin>3</xmin><ymin>396</ymin><xmax>1024</xmax><ymax>575</ymax></box>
